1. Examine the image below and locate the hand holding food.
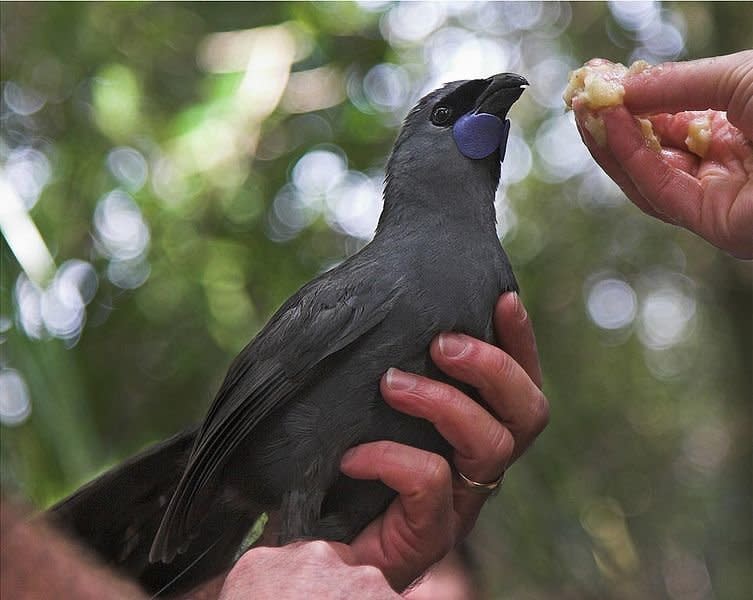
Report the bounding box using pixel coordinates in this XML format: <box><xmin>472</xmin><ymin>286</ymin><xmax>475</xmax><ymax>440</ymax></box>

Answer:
<box><xmin>567</xmin><ymin>52</ymin><xmax>753</xmax><ymax>259</ymax></box>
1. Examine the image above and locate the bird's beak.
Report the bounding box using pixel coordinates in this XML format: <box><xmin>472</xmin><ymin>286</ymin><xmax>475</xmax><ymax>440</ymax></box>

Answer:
<box><xmin>473</xmin><ymin>73</ymin><xmax>529</xmax><ymax>119</ymax></box>
<box><xmin>451</xmin><ymin>73</ymin><xmax>528</xmax><ymax>161</ymax></box>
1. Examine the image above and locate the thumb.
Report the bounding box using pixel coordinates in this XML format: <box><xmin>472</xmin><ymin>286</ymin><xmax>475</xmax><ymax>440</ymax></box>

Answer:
<box><xmin>622</xmin><ymin>50</ymin><xmax>753</xmax><ymax>138</ymax></box>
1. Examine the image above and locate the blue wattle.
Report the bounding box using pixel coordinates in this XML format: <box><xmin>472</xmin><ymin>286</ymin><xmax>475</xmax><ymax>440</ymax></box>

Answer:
<box><xmin>452</xmin><ymin>113</ymin><xmax>510</xmax><ymax>162</ymax></box>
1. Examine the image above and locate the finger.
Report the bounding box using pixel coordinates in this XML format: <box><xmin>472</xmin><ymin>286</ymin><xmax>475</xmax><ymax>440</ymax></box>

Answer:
<box><xmin>573</xmin><ymin>104</ymin><xmax>669</xmax><ymax>221</ymax></box>
<box><xmin>574</xmin><ymin>102</ymin><xmax>699</xmax><ymax>212</ymax></box>
<box><xmin>622</xmin><ymin>51</ymin><xmax>753</xmax><ymax>137</ymax></box>
<box><xmin>493</xmin><ymin>292</ymin><xmax>542</xmax><ymax>389</ymax></box>
<box><xmin>380</xmin><ymin>368</ymin><xmax>514</xmax><ymax>483</ymax></box>
<box><xmin>601</xmin><ymin>105</ymin><xmax>704</xmax><ymax>229</ymax></box>
<box><xmin>300</xmin><ymin>540</ymin><xmax>359</xmax><ymax>566</ymax></box>
<box><xmin>429</xmin><ymin>334</ymin><xmax>549</xmax><ymax>461</ymax></box>
<box><xmin>340</xmin><ymin>442</ymin><xmax>453</xmax><ymax>531</ymax></box>
<box><xmin>341</xmin><ymin>441</ymin><xmax>454</xmax><ymax>589</ymax></box>
<box><xmin>250</xmin><ymin>540</ymin><xmax>354</xmax><ymax>565</ymax></box>
<box><xmin>648</xmin><ymin>111</ymin><xmax>742</xmax><ymax>166</ymax></box>
<box><xmin>647</xmin><ymin>111</ymin><xmax>711</xmax><ymax>152</ymax></box>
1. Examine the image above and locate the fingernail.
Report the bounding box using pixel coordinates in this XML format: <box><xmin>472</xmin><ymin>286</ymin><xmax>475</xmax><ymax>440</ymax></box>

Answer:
<box><xmin>438</xmin><ymin>333</ymin><xmax>469</xmax><ymax>359</ymax></box>
<box><xmin>513</xmin><ymin>292</ymin><xmax>528</xmax><ymax>323</ymax></box>
<box><xmin>386</xmin><ymin>367</ymin><xmax>417</xmax><ymax>391</ymax></box>
<box><xmin>341</xmin><ymin>447</ymin><xmax>358</xmax><ymax>463</ymax></box>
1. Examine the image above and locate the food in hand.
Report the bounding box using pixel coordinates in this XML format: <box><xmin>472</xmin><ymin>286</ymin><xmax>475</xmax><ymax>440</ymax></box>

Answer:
<box><xmin>685</xmin><ymin>113</ymin><xmax>712</xmax><ymax>157</ymax></box>
<box><xmin>564</xmin><ymin>59</ymin><xmax>660</xmax><ymax>151</ymax></box>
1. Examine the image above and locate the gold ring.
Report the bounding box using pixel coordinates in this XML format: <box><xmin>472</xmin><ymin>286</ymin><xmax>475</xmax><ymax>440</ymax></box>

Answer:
<box><xmin>456</xmin><ymin>469</ymin><xmax>505</xmax><ymax>495</ymax></box>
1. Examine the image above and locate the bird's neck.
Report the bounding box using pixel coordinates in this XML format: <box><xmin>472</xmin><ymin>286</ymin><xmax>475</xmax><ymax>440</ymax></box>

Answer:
<box><xmin>375</xmin><ymin>169</ymin><xmax>499</xmax><ymax>239</ymax></box>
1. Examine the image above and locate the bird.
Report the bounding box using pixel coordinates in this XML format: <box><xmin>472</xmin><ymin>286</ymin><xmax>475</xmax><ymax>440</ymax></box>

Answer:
<box><xmin>50</xmin><ymin>72</ymin><xmax>528</xmax><ymax>595</ymax></box>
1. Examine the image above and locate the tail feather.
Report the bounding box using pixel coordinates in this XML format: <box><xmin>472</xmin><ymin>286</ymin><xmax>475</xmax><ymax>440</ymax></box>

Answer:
<box><xmin>48</xmin><ymin>428</ymin><xmax>256</xmax><ymax>596</ymax></box>
<box><xmin>50</xmin><ymin>429</ymin><xmax>197</xmax><ymax>570</ymax></box>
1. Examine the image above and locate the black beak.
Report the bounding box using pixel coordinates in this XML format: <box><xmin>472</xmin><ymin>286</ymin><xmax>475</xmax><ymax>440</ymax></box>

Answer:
<box><xmin>474</xmin><ymin>73</ymin><xmax>528</xmax><ymax>118</ymax></box>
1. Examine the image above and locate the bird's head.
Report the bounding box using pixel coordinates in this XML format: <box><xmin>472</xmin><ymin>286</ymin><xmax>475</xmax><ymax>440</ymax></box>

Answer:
<box><xmin>383</xmin><ymin>73</ymin><xmax>528</xmax><ymax>221</ymax></box>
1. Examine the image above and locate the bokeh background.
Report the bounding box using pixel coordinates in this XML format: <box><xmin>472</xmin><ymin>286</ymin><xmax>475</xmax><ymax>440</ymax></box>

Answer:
<box><xmin>1</xmin><ymin>2</ymin><xmax>750</xmax><ymax>598</ymax></box>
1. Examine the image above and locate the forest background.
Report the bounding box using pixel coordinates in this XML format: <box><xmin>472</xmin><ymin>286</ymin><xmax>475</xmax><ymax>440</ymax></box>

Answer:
<box><xmin>1</xmin><ymin>2</ymin><xmax>751</xmax><ymax>598</ymax></box>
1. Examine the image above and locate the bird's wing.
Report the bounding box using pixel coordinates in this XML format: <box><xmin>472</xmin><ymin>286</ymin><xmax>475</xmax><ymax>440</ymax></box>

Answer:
<box><xmin>151</xmin><ymin>266</ymin><xmax>403</xmax><ymax>562</ymax></box>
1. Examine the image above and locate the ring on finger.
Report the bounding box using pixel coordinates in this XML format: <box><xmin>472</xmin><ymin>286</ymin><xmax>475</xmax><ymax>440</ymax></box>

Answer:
<box><xmin>455</xmin><ymin>468</ymin><xmax>505</xmax><ymax>496</ymax></box>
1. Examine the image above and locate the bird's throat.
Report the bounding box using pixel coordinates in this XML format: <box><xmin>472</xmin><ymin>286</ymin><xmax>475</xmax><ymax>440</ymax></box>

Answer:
<box><xmin>376</xmin><ymin>176</ymin><xmax>499</xmax><ymax>240</ymax></box>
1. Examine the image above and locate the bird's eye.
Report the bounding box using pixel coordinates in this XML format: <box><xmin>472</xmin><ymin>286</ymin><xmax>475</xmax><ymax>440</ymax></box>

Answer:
<box><xmin>431</xmin><ymin>105</ymin><xmax>452</xmax><ymax>126</ymax></box>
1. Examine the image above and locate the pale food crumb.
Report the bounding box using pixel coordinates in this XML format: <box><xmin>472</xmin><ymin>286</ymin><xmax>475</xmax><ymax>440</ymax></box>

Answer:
<box><xmin>565</xmin><ymin>60</ymin><xmax>658</xmax><ymax>151</ymax></box>
<box><xmin>685</xmin><ymin>114</ymin><xmax>712</xmax><ymax>157</ymax></box>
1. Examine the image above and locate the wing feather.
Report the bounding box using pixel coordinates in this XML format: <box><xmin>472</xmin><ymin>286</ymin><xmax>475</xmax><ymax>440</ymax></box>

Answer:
<box><xmin>150</xmin><ymin>267</ymin><xmax>403</xmax><ymax>562</ymax></box>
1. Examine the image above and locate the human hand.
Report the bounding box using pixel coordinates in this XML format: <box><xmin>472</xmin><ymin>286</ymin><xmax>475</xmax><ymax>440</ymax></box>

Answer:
<box><xmin>219</xmin><ymin>541</ymin><xmax>400</xmax><ymax>599</ymax></box>
<box><xmin>573</xmin><ymin>51</ymin><xmax>753</xmax><ymax>258</ymax></box>
<box><xmin>0</xmin><ymin>499</ymin><xmax>147</xmax><ymax>600</ymax></box>
<box><xmin>338</xmin><ymin>291</ymin><xmax>548</xmax><ymax>591</ymax></box>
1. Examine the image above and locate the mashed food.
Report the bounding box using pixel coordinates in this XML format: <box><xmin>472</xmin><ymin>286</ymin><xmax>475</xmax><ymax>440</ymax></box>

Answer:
<box><xmin>564</xmin><ymin>60</ymin><xmax>660</xmax><ymax>150</ymax></box>
<box><xmin>563</xmin><ymin>62</ymin><xmax>629</xmax><ymax>110</ymax></box>
<box><xmin>685</xmin><ymin>114</ymin><xmax>712</xmax><ymax>157</ymax></box>
<box><xmin>638</xmin><ymin>118</ymin><xmax>662</xmax><ymax>153</ymax></box>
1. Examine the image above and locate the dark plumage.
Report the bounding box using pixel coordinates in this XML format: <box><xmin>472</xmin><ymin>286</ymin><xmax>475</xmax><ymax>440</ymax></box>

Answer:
<box><xmin>50</xmin><ymin>73</ymin><xmax>527</xmax><ymax>595</ymax></box>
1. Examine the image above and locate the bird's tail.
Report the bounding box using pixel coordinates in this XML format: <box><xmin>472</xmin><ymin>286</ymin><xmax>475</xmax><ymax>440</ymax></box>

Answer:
<box><xmin>48</xmin><ymin>428</ymin><xmax>255</xmax><ymax>596</ymax></box>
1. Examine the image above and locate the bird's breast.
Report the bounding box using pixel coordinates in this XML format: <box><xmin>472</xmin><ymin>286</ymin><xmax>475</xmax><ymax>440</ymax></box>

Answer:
<box><xmin>407</xmin><ymin>239</ymin><xmax>505</xmax><ymax>335</ymax></box>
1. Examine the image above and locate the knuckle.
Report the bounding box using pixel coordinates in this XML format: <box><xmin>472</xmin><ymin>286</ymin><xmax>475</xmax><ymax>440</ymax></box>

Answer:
<box><xmin>529</xmin><ymin>390</ymin><xmax>551</xmax><ymax>434</ymax></box>
<box><xmin>357</xmin><ymin>565</ymin><xmax>387</xmax><ymax>585</ymax></box>
<box><xmin>419</xmin><ymin>453</ymin><xmax>451</xmax><ymax>489</ymax></box>
<box><xmin>488</xmin><ymin>424</ymin><xmax>515</xmax><ymax>466</ymax></box>
<box><xmin>306</xmin><ymin>540</ymin><xmax>336</xmax><ymax>560</ymax></box>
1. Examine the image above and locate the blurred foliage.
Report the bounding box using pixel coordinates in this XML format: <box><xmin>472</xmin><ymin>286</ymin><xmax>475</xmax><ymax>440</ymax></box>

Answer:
<box><xmin>1</xmin><ymin>2</ymin><xmax>750</xmax><ymax>598</ymax></box>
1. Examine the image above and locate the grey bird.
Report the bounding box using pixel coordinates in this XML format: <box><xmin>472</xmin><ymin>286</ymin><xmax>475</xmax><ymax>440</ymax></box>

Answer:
<box><xmin>50</xmin><ymin>72</ymin><xmax>527</xmax><ymax>595</ymax></box>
